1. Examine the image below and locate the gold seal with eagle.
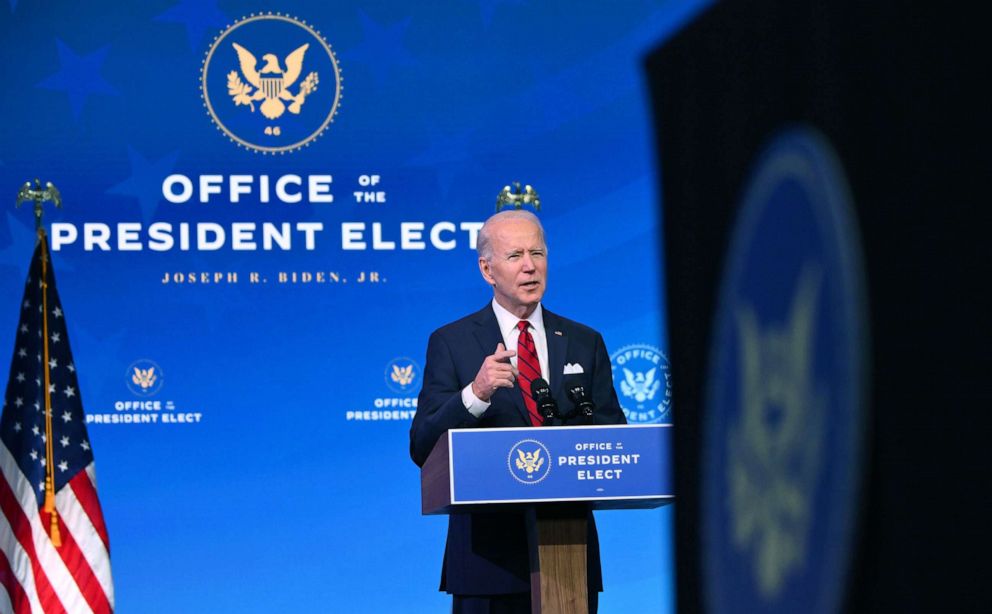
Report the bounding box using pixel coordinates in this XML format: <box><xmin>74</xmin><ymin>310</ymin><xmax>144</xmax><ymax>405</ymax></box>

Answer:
<box><xmin>201</xmin><ymin>13</ymin><xmax>342</xmax><ymax>154</ymax></box>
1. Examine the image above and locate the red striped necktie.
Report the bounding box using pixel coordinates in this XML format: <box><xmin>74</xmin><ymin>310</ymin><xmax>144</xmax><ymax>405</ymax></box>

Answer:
<box><xmin>516</xmin><ymin>320</ymin><xmax>544</xmax><ymax>426</ymax></box>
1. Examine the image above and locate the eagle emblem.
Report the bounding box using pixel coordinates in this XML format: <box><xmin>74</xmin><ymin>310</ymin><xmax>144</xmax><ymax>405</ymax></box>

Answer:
<box><xmin>227</xmin><ymin>42</ymin><xmax>319</xmax><ymax>124</ymax></box>
<box><xmin>390</xmin><ymin>364</ymin><xmax>415</xmax><ymax>387</ymax></box>
<box><xmin>727</xmin><ymin>267</ymin><xmax>825</xmax><ymax>597</ymax></box>
<box><xmin>16</xmin><ymin>180</ymin><xmax>62</xmax><ymax>209</ymax></box>
<box><xmin>131</xmin><ymin>366</ymin><xmax>157</xmax><ymax>390</ymax></box>
<box><xmin>514</xmin><ymin>448</ymin><xmax>545</xmax><ymax>476</ymax></box>
<box><xmin>620</xmin><ymin>367</ymin><xmax>661</xmax><ymax>402</ymax></box>
<box><xmin>15</xmin><ymin>179</ymin><xmax>62</xmax><ymax>229</ymax></box>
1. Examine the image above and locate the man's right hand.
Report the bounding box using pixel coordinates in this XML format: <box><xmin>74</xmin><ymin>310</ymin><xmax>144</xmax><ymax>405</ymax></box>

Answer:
<box><xmin>471</xmin><ymin>343</ymin><xmax>517</xmax><ymax>402</ymax></box>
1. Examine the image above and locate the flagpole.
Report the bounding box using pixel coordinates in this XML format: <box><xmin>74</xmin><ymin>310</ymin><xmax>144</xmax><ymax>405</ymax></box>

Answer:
<box><xmin>16</xmin><ymin>179</ymin><xmax>64</xmax><ymax>546</ymax></box>
<box><xmin>39</xmin><ymin>229</ymin><xmax>62</xmax><ymax>546</ymax></box>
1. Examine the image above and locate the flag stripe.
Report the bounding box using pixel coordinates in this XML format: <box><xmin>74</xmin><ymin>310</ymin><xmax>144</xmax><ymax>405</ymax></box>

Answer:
<box><xmin>0</xmin><ymin>584</ymin><xmax>24</xmax><ymax>614</ymax></box>
<box><xmin>60</xmin><ymin>471</ymin><xmax>113</xmax><ymax>608</ymax></box>
<box><xmin>0</xmin><ymin>472</ymin><xmax>66</xmax><ymax>614</ymax></box>
<box><xmin>1</xmin><ymin>444</ymin><xmax>89</xmax><ymax>614</ymax></box>
<box><xmin>44</xmin><ymin>509</ymin><xmax>110</xmax><ymax>614</ymax></box>
<box><xmin>1</xmin><ymin>563</ymin><xmax>32</xmax><ymax>614</ymax></box>
<box><xmin>68</xmin><ymin>471</ymin><xmax>109</xmax><ymax>553</ymax></box>
<box><xmin>0</xmin><ymin>518</ymin><xmax>37</xmax><ymax>614</ymax></box>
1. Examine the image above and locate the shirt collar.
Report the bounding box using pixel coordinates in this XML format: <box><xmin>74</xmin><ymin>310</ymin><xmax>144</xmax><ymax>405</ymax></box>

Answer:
<box><xmin>491</xmin><ymin>299</ymin><xmax>544</xmax><ymax>341</ymax></box>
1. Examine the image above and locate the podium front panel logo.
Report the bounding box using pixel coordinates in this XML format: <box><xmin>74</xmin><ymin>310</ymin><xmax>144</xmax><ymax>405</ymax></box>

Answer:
<box><xmin>507</xmin><ymin>439</ymin><xmax>551</xmax><ymax>485</ymax></box>
<box><xmin>702</xmin><ymin>127</ymin><xmax>868</xmax><ymax>614</ymax></box>
<box><xmin>610</xmin><ymin>344</ymin><xmax>671</xmax><ymax>423</ymax></box>
<box><xmin>201</xmin><ymin>13</ymin><xmax>343</xmax><ymax>153</ymax></box>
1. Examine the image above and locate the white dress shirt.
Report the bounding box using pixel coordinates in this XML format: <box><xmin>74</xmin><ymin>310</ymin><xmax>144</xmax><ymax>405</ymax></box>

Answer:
<box><xmin>461</xmin><ymin>299</ymin><xmax>550</xmax><ymax>417</ymax></box>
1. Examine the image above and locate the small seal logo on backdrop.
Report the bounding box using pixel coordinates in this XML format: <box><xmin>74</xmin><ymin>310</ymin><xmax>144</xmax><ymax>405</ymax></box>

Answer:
<box><xmin>610</xmin><ymin>344</ymin><xmax>672</xmax><ymax>423</ymax></box>
<box><xmin>126</xmin><ymin>359</ymin><xmax>164</xmax><ymax>397</ymax></box>
<box><xmin>384</xmin><ymin>357</ymin><xmax>421</xmax><ymax>394</ymax></box>
<box><xmin>201</xmin><ymin>13</ymin><xmax>343</xmax><ymax>153</ymax></box>
<box><xmin>507</xmin><ymin>439</ymin><xmax>551</xmax><ymax>485</ymax></box>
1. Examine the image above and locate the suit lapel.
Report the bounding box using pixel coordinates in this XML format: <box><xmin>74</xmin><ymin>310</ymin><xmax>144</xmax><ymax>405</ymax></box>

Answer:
<box><xmin>471</xmin><ymin>305</ymin><xmax>502</xmax><ymax>357</ymax></box>
<box><xmin>473</xmin><ymin>305</ymin><xmax>530</xmax><ymax>424</ymax></box>
<box><xmin>543</xmin><ymin>308</ymin><xmax>569</xmax><ymax>401</ymax></box>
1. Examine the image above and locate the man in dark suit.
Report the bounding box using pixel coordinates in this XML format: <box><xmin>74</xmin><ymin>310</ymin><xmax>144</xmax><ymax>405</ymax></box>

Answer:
<box><xmin>410</xmin><ymin>209</ymin><xmax>626</xmax><ymax>613</ymax></box>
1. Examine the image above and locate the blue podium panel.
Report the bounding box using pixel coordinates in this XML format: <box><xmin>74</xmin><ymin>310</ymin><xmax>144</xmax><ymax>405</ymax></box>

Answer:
<box><xmin>447</xmin><ymin>424</ymin><xmax>673</xmax><ymax>508</ymax></box>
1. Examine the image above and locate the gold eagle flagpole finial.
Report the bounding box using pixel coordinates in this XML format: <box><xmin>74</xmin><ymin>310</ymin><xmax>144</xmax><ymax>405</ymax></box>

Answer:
<box><xmin>16</xmin><ymin>178</ymin><xmax>62</xmax><ymax>232</ymax></box>
<box><xmin>495</xmin><ymin>182</ymin><xmax>541</xmax><ymax>212</ymax></box>
<box><xmin>15</xmin><ymin>178</ymin><xmax>64</xmax><ymax>545</ymax></box>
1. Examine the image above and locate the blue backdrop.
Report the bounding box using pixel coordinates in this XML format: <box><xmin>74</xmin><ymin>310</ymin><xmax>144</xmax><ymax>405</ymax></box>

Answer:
<box><xmin>0</xmin><ymin>1</ymin><xmax>707</xmax><ymax>611</ymax></box>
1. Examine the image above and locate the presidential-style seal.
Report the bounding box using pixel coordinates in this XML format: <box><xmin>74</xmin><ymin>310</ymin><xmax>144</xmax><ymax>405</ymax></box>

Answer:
<box><xmin>201</xmin><ymin>13</ymin><xmax>343</xmax><ymax>154</ymax></box>
<box><xmin>507</xmin><ymin>439</ymin><xmax>551</xmax><ymax>485</ymax></box>
<box><xmin>384</xmin><ymin>356</ymin><xmax>421</xmax><ymax>394</ymax></box>
<box><xmin>702</xmin><ymin>127</ymin><xmax>868</xmax><ymax>614</ymax></box>
<box><xmin>610</xmin><ymin>344</ymin><xmax>672</xmax><ymax>424</ymax></box>
<box><xmin>126</xmin><ymin>359</ymin><xmax>165</xmax><ymax>397</ymax></box>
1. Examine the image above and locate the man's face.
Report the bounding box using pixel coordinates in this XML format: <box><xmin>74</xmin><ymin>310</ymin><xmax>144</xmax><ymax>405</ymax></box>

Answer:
<box><xmin>479</xmin><ymin>218</ymin><xmax>548</xmax><ymax>318</ymax></box>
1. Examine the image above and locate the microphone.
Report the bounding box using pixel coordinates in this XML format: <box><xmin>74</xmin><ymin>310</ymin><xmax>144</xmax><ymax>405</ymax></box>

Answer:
<box><xmin>530</xmin><ymin>378</ymin><xmax>558</xmax><ymax>425</ymax></box>
<box><xmin>566</xmin><ymin>382</ymin><xmax>596</xmax><ymax>423</ymax></box>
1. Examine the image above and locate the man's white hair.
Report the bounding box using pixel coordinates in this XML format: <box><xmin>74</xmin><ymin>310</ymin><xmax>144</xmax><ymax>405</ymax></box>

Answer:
<box><xmin>476</xmin><ymin>210</ymin><xmax>547</xmax><ymax>261</ymax></box>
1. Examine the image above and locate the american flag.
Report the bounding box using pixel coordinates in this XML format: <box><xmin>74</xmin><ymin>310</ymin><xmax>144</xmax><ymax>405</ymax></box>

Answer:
<box><xmin>0</xmin><ymin>235</ymin><xmax>114</xmax><ymax>613</ymax></box>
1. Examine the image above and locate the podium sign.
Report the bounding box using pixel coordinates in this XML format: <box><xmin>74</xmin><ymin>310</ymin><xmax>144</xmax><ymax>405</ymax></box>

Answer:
<box><xmin>422</xmin><ymin>424</ymin><xmax>673</xmax><ymax>514</ymax></box>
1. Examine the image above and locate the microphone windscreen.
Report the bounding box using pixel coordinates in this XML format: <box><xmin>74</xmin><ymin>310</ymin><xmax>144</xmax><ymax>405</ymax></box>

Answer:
<box><xmin>530</xmin><ymin>377</ymin><xmax>551</xmax><ymax>398</ymax></box>
<box><xmin>566</xmin><ymin>379</ymin><xmax>588</xmax><ymax>400</ymax></box>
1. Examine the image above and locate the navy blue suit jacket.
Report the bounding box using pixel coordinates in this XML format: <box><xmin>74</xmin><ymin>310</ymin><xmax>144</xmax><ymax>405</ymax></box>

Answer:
<box><xmin>410</xmin><ymin>304</ymin><xmax>626</xmax><ymax>596</ymax></box>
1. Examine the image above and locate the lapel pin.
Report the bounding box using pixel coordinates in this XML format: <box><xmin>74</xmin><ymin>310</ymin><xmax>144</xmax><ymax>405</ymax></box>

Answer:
<box><xmin>554</xmin><ymin>330</ymin><xmax>563</xmax><ymax>336</ymax></box>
